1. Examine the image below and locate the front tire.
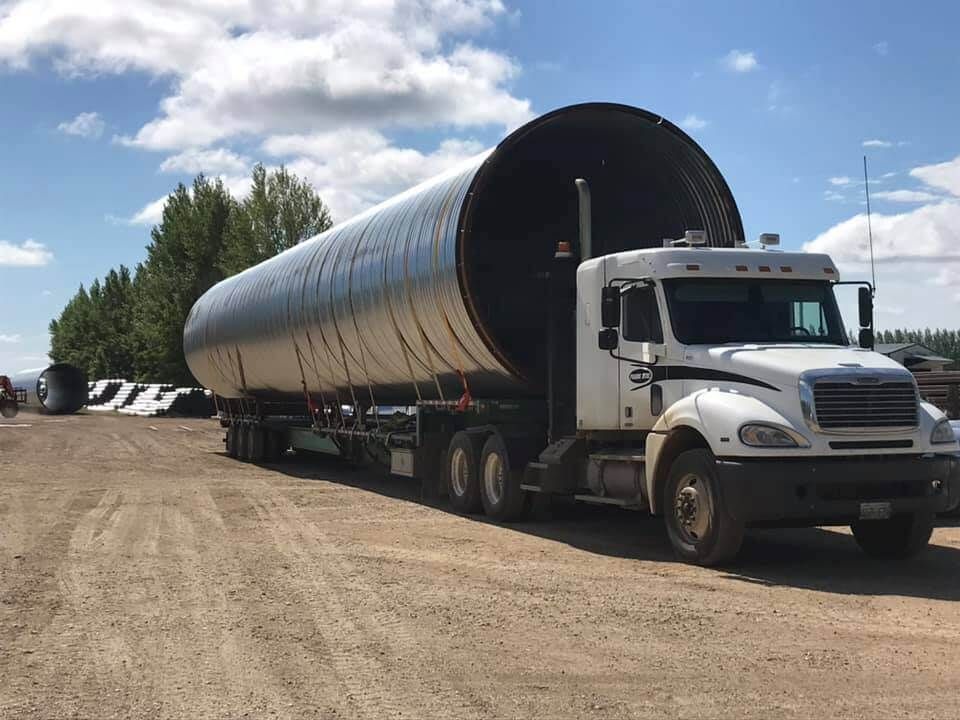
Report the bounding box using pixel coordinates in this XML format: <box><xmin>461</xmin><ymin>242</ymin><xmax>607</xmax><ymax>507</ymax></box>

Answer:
<box><xmin>851</xmin><ymin>512</ymin><xmax>934</xmax><ymax>559</ymax></box>
<box><xmin>445</xmin><ymin>432</ymin><xmax>484</xmax><ymax>514</ymax></box>
<box><xmin>479</xmin><ymin>434</ymin><xmax>529</xmax><ymax>522</ymax></box>
<box><xmin>663</xmin><ymin>448</ymin><xmax>744</xmax><ymax>566</ymax></box>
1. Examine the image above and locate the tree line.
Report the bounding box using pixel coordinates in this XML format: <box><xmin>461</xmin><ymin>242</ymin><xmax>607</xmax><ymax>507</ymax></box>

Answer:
<box><xmin>49</xmin><ymin>165</ymin><xmax>332</xmax><ymax>385</ymax></box>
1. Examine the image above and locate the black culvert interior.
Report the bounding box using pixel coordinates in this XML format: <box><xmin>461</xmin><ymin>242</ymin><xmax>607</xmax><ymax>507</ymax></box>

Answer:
<box><xmin>16</xmin><ymin>363</ymin><xmax>88</xmax><ymax>414</ymax></box>
<box><xmin>460</xmin><ymin>103</ymin><xmax>744</xmax><ymax>386</ymax></box>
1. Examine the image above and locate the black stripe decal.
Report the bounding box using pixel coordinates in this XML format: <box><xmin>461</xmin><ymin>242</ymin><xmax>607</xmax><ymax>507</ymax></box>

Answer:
<box><xmin>630</xmin><ymin>364</ymin><xmax>780</xmax><ymax>392</ymax></box>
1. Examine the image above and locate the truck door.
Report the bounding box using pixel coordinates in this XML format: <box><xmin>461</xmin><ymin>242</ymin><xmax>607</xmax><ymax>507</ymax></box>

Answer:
<box><xmin>618</xmin><ymin>283</ymin><xmax>666</xmax><ymax>431</ymax></box>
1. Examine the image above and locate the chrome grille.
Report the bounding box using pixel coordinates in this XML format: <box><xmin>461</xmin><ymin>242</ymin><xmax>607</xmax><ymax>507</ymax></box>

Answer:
<box><xmin>813</xmin><ymin>379</ymin><xmax>918</xmax><ymax>430</ymax></box>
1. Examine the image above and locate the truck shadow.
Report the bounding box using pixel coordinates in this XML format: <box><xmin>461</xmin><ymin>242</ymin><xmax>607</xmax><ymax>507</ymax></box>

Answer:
<box><xmin>265</xmin><ymin>452</ymin><xmax>960</xmax><ymax>602</ymax></box>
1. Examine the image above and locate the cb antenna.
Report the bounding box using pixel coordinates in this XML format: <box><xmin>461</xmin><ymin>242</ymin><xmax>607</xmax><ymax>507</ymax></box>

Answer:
<box><xmin>863</xmin><ymin>155</ymin><xmax>878</xmax><ymax>330</ymax></box>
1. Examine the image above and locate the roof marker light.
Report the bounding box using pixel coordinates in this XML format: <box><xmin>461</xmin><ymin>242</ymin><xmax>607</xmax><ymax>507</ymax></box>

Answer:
<box><xmin>780</xmin><ymin>266</ymin><xmax>793</xmax><ymax>273</ymax></box>
<box><xmin>758</xmin><ymin>265</ymin><xmax>771</xmax><ymax>272</ymax></box>
<box><xmin>735</xmin><ymin>265</ymin><xmax>748</xmax><ymax>272</ymax></box>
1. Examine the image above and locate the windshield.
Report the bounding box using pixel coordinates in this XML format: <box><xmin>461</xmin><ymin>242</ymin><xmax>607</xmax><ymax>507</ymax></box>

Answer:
<box><xmin>663</xmin><ymin>278</ymin><xmax>847</xmax><ymax>345</ymax></box>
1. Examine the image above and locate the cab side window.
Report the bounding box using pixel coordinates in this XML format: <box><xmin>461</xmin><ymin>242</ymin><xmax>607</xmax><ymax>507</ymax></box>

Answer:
<box><xmin>622</xmin><ymin>285</ymin><xmax>663</xmax><ymax>343</ymax></box>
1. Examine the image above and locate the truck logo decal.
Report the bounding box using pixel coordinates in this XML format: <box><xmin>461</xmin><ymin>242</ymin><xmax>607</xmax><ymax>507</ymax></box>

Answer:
<box><xmin>628</xmin><ymin>364</ymin><xmax>780</xmax><ymax>392</ymax></box>
<box><xmin>629</xmin><ymin>367</ymin><xmax>654</xmax><ymax>388</ymax></box>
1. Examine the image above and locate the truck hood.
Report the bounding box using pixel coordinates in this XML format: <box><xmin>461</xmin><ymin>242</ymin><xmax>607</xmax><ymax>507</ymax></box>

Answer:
<box><xmin>683</xmin><ymin>344</ymin><xmax>909</xmax><ymax>390</ymax></box>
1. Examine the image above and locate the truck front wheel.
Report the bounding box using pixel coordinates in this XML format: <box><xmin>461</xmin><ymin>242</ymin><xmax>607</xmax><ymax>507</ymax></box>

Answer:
<box><xmin>445</xmin><ymin>432</ymin><xmax>484</xmax><ymax>514</ymax></box>
<box><xmin>479</xmin><ymin>434</ymin><xmax>529</xmax><ymax>522</ymax></box>
<box><xmin>664</xmin><ymin>449</ymin><xmax>744</xmax><ymax>566</ymax></box>
<box><xmin>851</xmin><ymin>512</ymin><xmax>934</xmax><ymax>559</ymax></box>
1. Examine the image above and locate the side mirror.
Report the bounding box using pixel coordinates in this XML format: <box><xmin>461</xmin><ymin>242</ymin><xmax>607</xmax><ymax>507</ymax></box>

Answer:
<box><xmin>858</xmin><ymin>287</ymin><xmax>873</xmax><ymax>328</ymax></box>
<box><xmin>598</xmin><ymin>328</ymin><xmax>619</xmax><ymax>350</ymax></box>
<box><xmin>859</xmin><ymin>328</ymin><xmax>875</xmax><ymax>350</ymax></box>
<box><xmin>601</xmin><ymin>286</ymin><xmax>620</xmax><ymax>328</ymax></box>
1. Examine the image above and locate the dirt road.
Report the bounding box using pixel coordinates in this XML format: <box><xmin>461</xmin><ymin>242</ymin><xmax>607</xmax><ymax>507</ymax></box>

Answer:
<box><xmin>1</xmin><ymin>412</ymin><xmax>959</xmax><ymax>719</ymax></box>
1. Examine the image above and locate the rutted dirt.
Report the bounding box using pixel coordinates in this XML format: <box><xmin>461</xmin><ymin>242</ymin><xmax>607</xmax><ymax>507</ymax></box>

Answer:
<box><xmin>2</xmin><ymin>412</ymin><xmax>960</xmax><ymax>719</ymax></box>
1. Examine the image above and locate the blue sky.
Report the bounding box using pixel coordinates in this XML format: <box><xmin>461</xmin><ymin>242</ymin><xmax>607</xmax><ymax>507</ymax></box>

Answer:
<box><xmin>1</xmin><ymin>0</ymin><xmax>959</xmax><ymax>373</ymax></box>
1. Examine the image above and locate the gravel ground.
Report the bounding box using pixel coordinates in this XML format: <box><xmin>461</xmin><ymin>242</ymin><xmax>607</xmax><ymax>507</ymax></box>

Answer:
<box><xmin>1</xmin><ymin>411</ymin><xmax>959</xmax><ymax>719</ymax></box>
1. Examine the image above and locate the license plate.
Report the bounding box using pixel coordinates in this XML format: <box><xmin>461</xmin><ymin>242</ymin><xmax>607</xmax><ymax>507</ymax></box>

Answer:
<box><xmin>859</xmin><ymin>501</ymin><xmax>892</xmax><ymax>520</ymax></box>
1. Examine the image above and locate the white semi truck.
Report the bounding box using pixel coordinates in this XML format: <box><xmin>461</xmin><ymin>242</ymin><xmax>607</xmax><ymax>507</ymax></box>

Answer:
<box><xmin>184</xmin><ymin>103</ymin><xmax>959</xmax><ymax>565</ymax></box>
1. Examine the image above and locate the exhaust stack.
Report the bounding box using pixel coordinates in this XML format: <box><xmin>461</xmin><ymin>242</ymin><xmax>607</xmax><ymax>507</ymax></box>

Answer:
<box><xmin>574</xmin><ymin>178</ymin><xmax>592</xmax><ymax>261</ymax></box>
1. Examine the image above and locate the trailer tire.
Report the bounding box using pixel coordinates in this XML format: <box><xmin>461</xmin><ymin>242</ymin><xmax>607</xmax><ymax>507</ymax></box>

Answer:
<box><xmin>236</xmin><ymin>424</ymin><xmax>250</xmax><ymax>462</ymax></box>
<box><xmin>480</xmin><ymin>434</ymin><xmax>529</xmax><ymax>522</ymax></box>
<box><xmin>248</xmin><ymin>426</ymin><xmax>265</xmax><ymax>463</ymax></box>
<box><xmin>264</xmin><ymin>430</ymin><xmax>284</xmax><ymax>462</ymax></box>
<box><xmin>663</xmin><ymin>449</ymin><xmax>744</xmax><ymax>566</ymax></box>
<box><xmin>851</xmin><ymin>511</ymin><xmax>934</xmax><ymax>559</ymax></box>
<box><xmin>445</xmin><ymin>431</ymin><xmax>484</xmax><ymax>514</ymax></box>
<box><xmin>225</xmin><ymin>425</ymin><xmax>238</xmax><ymax>458</ymax></box>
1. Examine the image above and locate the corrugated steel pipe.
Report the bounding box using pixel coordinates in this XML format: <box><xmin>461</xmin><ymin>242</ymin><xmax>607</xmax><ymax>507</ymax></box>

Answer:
<box><xmin>11</xmin><ymin>363</ymin><xmax>88</xmax><ymax>415</ymax></box>
<box><xmin>184</xmin><ymin>102</ymin><xmax>744</xmax><ymax>404</ymax></box>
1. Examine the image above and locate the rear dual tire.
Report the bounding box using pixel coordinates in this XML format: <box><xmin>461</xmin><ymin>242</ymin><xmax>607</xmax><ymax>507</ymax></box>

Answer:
<box><xmin>227</xmin><ymin>424</ymin><xmax>285</xmax><ymax>463</ymax></box>
<box><xmin>445</xmin><ymin>431</ymin><xmax>529</xmax><ymax>521</ymax></box>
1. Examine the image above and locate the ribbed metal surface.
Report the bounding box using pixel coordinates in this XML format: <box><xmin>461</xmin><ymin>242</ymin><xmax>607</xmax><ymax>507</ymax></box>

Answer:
<box><xmin>184</xmin><ymin>103</ymin><xmax>744</xmax><ymax>404</ymax></box>
<box><xmin>813</xmin><ymin>380</ymin><xmax>919</xmax><ymax>430</ymax></box>
<box><xmin>10</xmin><ymin>363</ymin><xmax>87</xmax><ymax>414</ymax></box>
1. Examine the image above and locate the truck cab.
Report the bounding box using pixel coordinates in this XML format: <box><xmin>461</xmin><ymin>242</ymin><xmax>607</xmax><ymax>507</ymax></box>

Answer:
<box><xmin>558</xmin><ymin>238</ymin><xmax>959</xmax><ymax>564</ymax></box>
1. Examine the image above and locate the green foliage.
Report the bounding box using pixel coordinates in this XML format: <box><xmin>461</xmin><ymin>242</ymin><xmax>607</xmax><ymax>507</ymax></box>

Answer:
<box><xmin>49</xmin><ymin>166</ymin><xmax>331</xmax><ymax>385</ymax></box>
<box><xmin>219</xmin><ymin>164</ymin><xmax>332</xmax><ymax>277</ymax></box>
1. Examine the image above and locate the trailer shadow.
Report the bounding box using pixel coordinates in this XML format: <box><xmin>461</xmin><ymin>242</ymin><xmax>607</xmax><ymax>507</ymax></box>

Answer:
<box><xmin>265</xmin><ymin>452</ymin><xmax>960</xmax><ymax>603</ymax></box>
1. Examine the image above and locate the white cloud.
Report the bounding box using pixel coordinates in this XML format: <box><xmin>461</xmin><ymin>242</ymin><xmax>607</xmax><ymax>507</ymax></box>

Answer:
<box><xmin>1</xmin><ymin>0</ymin><xmax>531</xmax><ymax>221</ymax></box>
<box><xmin>0</xmin><ymin>334</ymin><xmax>21</xmax><ymax>343</ymax></box>
<box><xmin>829</xmin><ymin>176</ymin><xmax>852</xmax><ymax>186</ymax></box>
<box><xmin>808</xmin><ymin>151</ymin><xmax>960</xmax><ymax>323</ymax></box>
<box><xmin>874</xmin><ymin>41</ymin><xmax>889</xmax><ymax>56</ymax></box>
<box><xmin>824</xmin><ymin>190</ymin><xmax>845</xmax><ymax>202</ymax></box>
<box><xmin>862</xmin><ymin>139</ymin><xmax>892</xmax><ymax>148</ymax></box>
<box><xmin>910</xmin><ymin>155</ymin><xmax>960</xmax><ymax>198</ymax></box>
<box><xmin>56</xmin><ymin>111</ymin><xmax>105</xmax><ymax>139</ymax></box>
<box><xmin>723</xmin><ymin>49</ymin><xmax>758</xmax><ymax>73</ymax></box>
<box><xmin>0</xmin><ymin>239</ymin><xmax>54</xmax><ymax>266</ymax></box>
<box><xmin>130</xmin><ymin>196</ymin><xmax>169</xmax><ymax>226</ymax></box>
<box><xmin>873</xmin><ymin>190</ymin><xmax>945</xmax><ymax>204</ymax></box>
<box><xmin>881</xmin><ymin>172</ymin><xmax>897</xmax><ymax>179</ymax></box>
<box><xmin>679</xmin><ymin>113</ymin><xmax>708</xmax><ymax>131</ymax></box>
<box><xmin>806</xmin><ymin>201</ymin><xmax>960</xmax><ymax>265</ymax></box>
<box><xmin>264</xmin><ymin>129</ymin><xmax>486</xmax><ymax>218</ymax></box>
<box><xmin>159</xmin><ymin>148</ymin><xmax>250</xmax><ymax>175</ymax></box>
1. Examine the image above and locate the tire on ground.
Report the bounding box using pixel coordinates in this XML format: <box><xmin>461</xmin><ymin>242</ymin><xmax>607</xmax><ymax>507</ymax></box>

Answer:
<box><xmin>479</xmin><ymin>433</ymin><xmax>529</xmax><ymax>522</ymax></box>
<box><xmin>248</xmin><ymin>425</ymin><xmax>265</xmax><ymax>463</ymax></box>
<box><xmin>445</xmin><ymin>431</ymin><xmax>484</xmax><ymax>514</ymax></box>
<box><xmin>225</xmin><ymin>425</ymin><xmax>238</xmax><ymax>458</ymax></box>
<box><xmin>851</xmin><ymin>511</ymin><xmax>934</xmax><ymax>559</ymax></box>
<box><xmin>236</xmin><ymin>424</ymin><xmax>251</xmax><ymax>462</ymax></box>
<box><xmin>663</xmin><ymin>448</ymin><xmax>745</xmax><ymax>566</ymax></box>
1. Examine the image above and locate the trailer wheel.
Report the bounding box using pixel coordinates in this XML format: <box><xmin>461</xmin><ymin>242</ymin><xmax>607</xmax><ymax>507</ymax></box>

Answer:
<box><xmin>663</xmin><ymin>449</ymin><xmax>744</xmax><ymax>566</ymax></box>
<box><xmin>445</xmin><ymin>432</ymin><xmax>484</xmax><ymax>514</ymax></box>
<box><xmin>851</xmin><ymin>512</ymin><xmax>934</xmax><ymax>559</ymax></box>
<box><xmin>225</xmin><ymin>425</ymin><xmax>238</xmax><ymax>458</ymax></box>
<box><xmin>480</xmin><ymin>434</ymin><xmax>529</xmax><ymax>522</ymax></box>
<box><xmin>264</xmin><ymin>430</ymin><xmax>284</xmax><ymax>462</ymax></box>
<box><xmin>236</xmin><ymin>424</ymin><xmax>250</xmax><ymax>462</ymax></box>
<box><xmin>248</xmin><ymin>426</ymin><xmax>265</xmax><ymax>463</ymax></box>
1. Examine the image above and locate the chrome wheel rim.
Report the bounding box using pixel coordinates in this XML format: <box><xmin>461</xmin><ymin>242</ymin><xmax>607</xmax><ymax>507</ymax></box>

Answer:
<box><xmin>483</xmin><ymin>452</ymin><xmax>505</xmax><ymax>506</ymax></box>
<box><xmin>674</xmin><ymin>472</ymin><xmax>712</xmax><ymax>544</ymax></box>
<box><xmin>450</xmin><ymin>447</ymin><xmax>470</xmax><ymax>497</ymax></box>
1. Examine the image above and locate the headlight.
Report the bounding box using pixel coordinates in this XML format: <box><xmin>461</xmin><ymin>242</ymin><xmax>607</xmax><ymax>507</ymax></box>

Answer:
<box><xmin>930</xmin><ymin>419</ymin><xmax>958</xmax><ymax>445</ymax></box>
<box><xmin>739</xmin><ymin>423</ymin><xmax>810</xmax><ymax>448</ymax></box>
